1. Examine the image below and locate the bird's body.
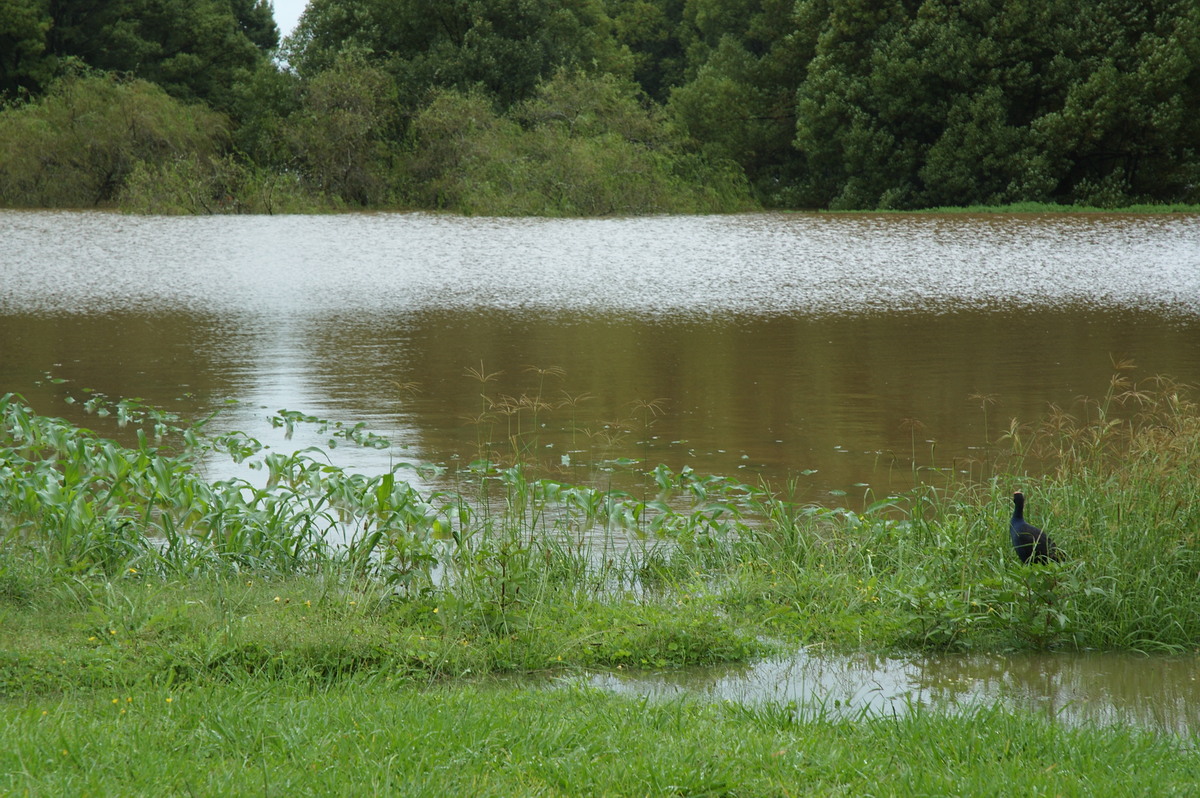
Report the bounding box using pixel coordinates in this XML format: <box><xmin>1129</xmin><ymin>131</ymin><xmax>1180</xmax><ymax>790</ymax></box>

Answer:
<box><xmin>1010</xmin><ymin>491</ymin><xmax>1062</xmax><ymax>564</ymax></box>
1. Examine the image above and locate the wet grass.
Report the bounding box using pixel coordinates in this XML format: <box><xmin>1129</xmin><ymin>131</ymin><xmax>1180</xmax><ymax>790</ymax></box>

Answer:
<box><xmin>0</xmin><ymin>570</ymin><xmax>762</xmax><ymax>695</ymax></box>
<box><xmin>4</xmin><ymin>680</ymin><xmax>1198</xmax><ymax>796</ymax></box>
<box><xmin>724</xmin><ymin>367</ymin><xmax>1200</xmax><ymax>652</ymax></box>
<box><xmin>4</xmin><ymin>368</ymin><xmax>1200</xmax><ymax>666</ymax></box>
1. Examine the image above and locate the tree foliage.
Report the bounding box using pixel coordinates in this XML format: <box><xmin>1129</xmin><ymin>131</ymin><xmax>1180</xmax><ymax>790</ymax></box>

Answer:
<box><xmin>2</xmin><ymin>0</ymin><xmax>1199</xmax><ymax>212</ymax></box>
<box><xmin>790</xmin><ymin>0</ymin><xmax>1200</xmax><ymax>208</ymax></box>
<box><xmin>0</xmin><ymin>72</ymin><xmax>227</xmax><ymax>207</ymax></box>
<box><xmin>119</xmin><ymin>154</ymin><xmax>334</xmax><ymax>215</ymax></box>
<box><xmin>0</xmin><ymin>0</ymin><xmax>55</xmax><ymax>99</ymax></box>
<box><xmin>606</xmin><ymin>0</ymin><xmax>687</xmax><ymax>102</ymax></box>
<box><xmin>285</xmin><ymin>54</ymin><xmax>398</xmax><ymax>205</ymax></box>
<box><xmin>286</xmin><ymin>0</ymin><xmax>631</xmax><ymax>109</ymax></box>
<box><xmin>404</xmin><ymin>71</ymin><xmax>752</xmax><ymax>215</ymax></box>
<box><xmin>0</xmin><ymin>0</ymin><xmax>277</xmax><ymax>107</ymax></box>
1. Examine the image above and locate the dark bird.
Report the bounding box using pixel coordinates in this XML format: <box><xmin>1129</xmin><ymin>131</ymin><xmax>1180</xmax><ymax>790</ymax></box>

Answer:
<box><xmin>1010</xmin><ymin>491</ymin><xmax>1063</xmax><ymax>564</ymax></box>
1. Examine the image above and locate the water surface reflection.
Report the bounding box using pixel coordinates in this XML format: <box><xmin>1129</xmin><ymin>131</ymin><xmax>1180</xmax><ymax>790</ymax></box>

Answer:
<box><xmin>588</xmin><ymin>650</ymin><xmax>1200</xmax><ymax>737</ymax></box>
<box><xmin>2</xmin><ymin>210</ymin><xmax>1199</xmax><ymax>500</ymax></box>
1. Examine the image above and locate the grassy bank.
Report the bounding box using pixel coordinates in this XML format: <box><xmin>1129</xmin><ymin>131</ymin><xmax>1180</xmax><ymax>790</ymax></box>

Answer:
<box><xmin>3</xmin><ymin>373</ymin><xmax>1200</xmax><ymax>790</ymax></box>
<box><xmin>4</xmin><ymin>680</ymin><xmax>1197</xmax><ymax>796</ymax></box>
<box><xmin>4</xmin><ymin>370</ymin><xmax>1200</xmax><ymax>678</ymax></box>
<box><xmin>0</xmin><ymin>570</ymin><xmax>762</xmax><ymax>695</ymax></box>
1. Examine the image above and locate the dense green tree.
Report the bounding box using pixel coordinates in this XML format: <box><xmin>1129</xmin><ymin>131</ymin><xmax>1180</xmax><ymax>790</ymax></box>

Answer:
<box><xmin>22</xmin><ymin>0</ymin><xmax>279</xmax><ymax>108</ymax></box>
<box><xmin>667</xmin><ymin>0</ymin><xmax>806</xmax><ymax>204</ymax></box>
<box><xmin>226</xmin><ymin>59</ymin><xmax>304</xmax><ymax>168</ymax></box>
<box><xmin>607</xmin><ymin>0</ymin><xmax>687</xmax><ymax>102</ymax></box>
<box><xmin>5</xmin><ymin>0</ymin><xmax>1199</xmax><ymax>212</ymax></box>
<box><xmin>1035</xmin><ymin>0</ymin><xmax>1200</xmax><ymax>204</ymax></box>
<box><xmin>231</xmin><ymin>0</ymin><xmax>279</xmax><ymax>51</ymax></box>
<box><xmin>286</xmin><ymin>0</ymin><xmax>630</xmax><ymax>109</ymax></box>
<box><xmin>792</xmin><ymin>0</ymin><xmax>1200</xmax><ymax>208</ymax></box>
<box><xmin>0</xmin><ymin>0</ymin><xmax>55</xmax><ymax>98</ymax></box>
<box><xmin>787</xmin><ymin>0</ymin><xmax>914</xmax><ymax>207</ymax></box>
<box><xmin>403</xmin><ymin>88</ymin><xmax>515</xmax><ymax>209</ymax></box>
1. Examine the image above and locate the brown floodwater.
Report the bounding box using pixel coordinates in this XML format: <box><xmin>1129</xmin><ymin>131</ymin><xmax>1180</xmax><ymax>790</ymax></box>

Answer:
<box><xmin>3</xmin><ymin>209</ymin><xmax>1200</xmax><ymax>733</ymax></box>
<box><xmin>2</xmin><ymin>210</ymin><xmax>1199</xmax><ymax>501</ymax></box>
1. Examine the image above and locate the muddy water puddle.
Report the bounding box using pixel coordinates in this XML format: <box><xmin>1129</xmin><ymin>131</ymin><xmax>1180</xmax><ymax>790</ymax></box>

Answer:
<box><xmin>586</xmin><ymin>649</ymin><xmax>1200</xmax><ymax>736</ymax></box>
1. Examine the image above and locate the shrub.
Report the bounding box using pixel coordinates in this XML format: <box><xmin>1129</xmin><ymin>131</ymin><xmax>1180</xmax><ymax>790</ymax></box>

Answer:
<box><xmin>0</xmin><ymin>71</ymin><xmax>227</xmax><ymax>207</ymax></box>
<box><xmin>118</xmin><ymin>154</ymin><xmax>337</xmax><ymax>215</ymax></box>
<box><xmin>402</xmin><ymin>72</ymin><xmax>754</xmax><ymax>215</ymax></box>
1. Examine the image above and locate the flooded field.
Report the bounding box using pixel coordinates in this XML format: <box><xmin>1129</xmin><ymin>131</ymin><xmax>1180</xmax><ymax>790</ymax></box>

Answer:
<box><xmin>3</xmin><ymin>209</ymin><xmax>1200</xmax><ymax>735</ymax></box>
<box><xmin>2</xmin><ymin>210</ymin><xmax>1199</xmax><ymax>500</ymax></box>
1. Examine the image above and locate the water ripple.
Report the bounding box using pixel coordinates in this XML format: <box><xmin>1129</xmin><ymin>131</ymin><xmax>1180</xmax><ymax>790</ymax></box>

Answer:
<box><xmin>2</xmin><ymin>211</ymin><xmax>1198</xmax><ymax>318</ymax></box>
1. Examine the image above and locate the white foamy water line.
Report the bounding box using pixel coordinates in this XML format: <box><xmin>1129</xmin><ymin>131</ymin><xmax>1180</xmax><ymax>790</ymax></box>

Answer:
<box><xmin>2</xmin><ymin>211</ymin><xmax>1198</xmax><ymax>318</ymax></box>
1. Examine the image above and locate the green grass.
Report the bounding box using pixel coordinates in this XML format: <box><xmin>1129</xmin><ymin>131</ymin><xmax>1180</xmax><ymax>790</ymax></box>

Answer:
<box><xmin>5</xmin><ymin>373</ymin><xmax>1200</xmax><ymax>792</ymax></box>
<box><xmin>3</xmin><ymin>680</ymin><xmax>1197</xmax><ymax>796</ymax></box>
<box><xmin>5</xmin><ymin>368</ymin><xmax>1200</xmax><ymax>662</ymax></box>
<box><xmin>0</xmin><ymin>572</ymin><xmax>762</xmax><ymax>695</ymax></box>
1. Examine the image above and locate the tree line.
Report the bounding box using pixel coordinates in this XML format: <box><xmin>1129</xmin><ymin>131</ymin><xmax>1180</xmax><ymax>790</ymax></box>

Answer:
<box><xmin>1</xmin><ymin>0</ymin><xmax>1197</xmax><ymax>214</ymax></box>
